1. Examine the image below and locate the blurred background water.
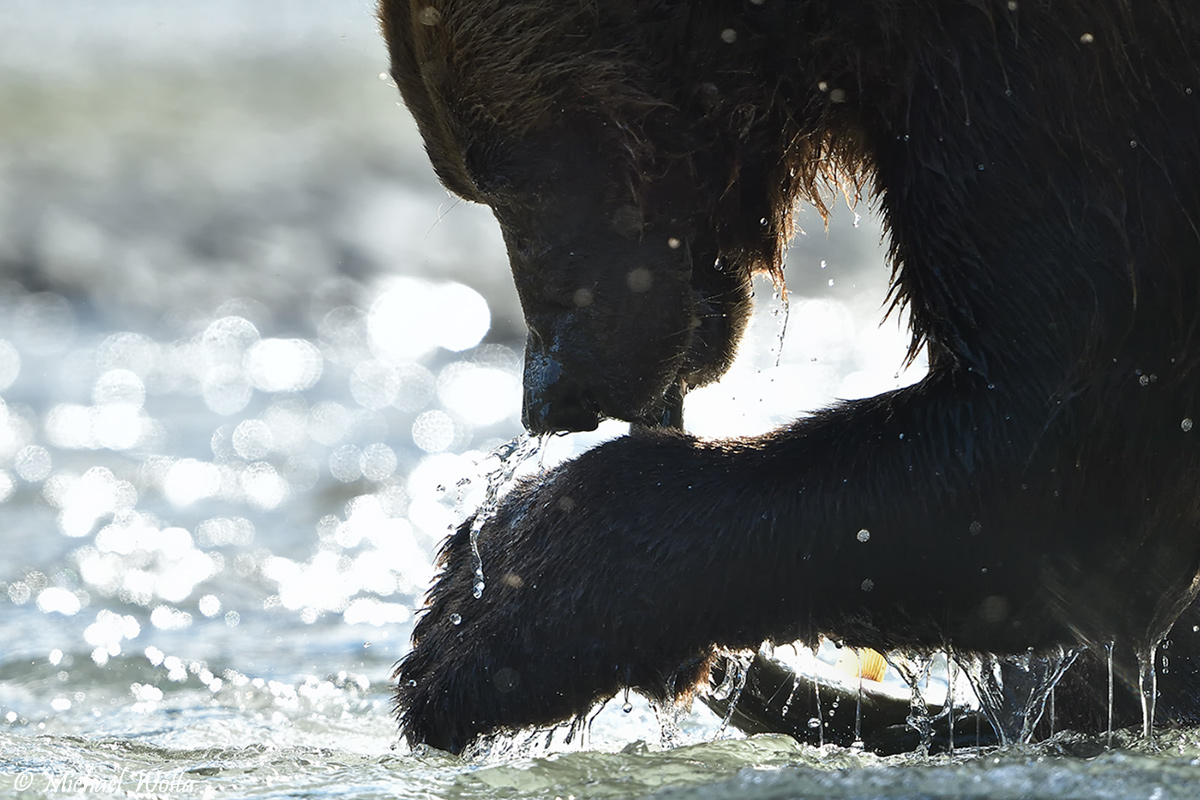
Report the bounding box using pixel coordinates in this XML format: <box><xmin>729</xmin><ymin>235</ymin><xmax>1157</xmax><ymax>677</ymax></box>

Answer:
<box><xmin>2</xmin><ymin>2</ymin><xmax>1199</xmax><ymax>798</ymax></box>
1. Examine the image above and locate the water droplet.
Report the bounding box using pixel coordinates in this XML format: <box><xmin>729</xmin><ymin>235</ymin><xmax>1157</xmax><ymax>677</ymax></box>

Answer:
<box><xmin>720</xmin><ymin>28</ymin><xmax>737</xmax><ymax>44</ymax></box>
<box><xmin>1139</xmin><ymin>374</ymin><xmax>1150</xmax><ymax>386</ymax></box>
<box><xmin>856</xmin><ymin>529</ymin><xmax>871</xmax><ymax>543</ymax></box>
<box><xmin>472</xmin><ymin>580</ymin><xmax>485</xmax><ymax>599</ymax></box>
<box><xmin>860</xmin><ymin>579</ymin><xmax>874</xmax><ymax>592</ymax></box>
<box><xmin>623</xmin><ymin>701</ymin><xmax>633</xmax><ymax>713</ymax></box>
<box><xmin>449</xmin><ymin>613</ymin><xmax>462</xmax><ymax>626</ymax></box>
<box><xmin>807</xmin><ymin>717</ymin><xmax>821</xmax><ymax>729</ymax></box>
<box><xmin>1183</xmin><ymin>418</ymin><xmax>1193</xmax><ymax>432</ymax></box>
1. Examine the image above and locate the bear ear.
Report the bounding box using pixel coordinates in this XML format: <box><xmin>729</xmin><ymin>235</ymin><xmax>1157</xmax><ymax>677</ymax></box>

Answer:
<box><xmin>379</xmin><ymin>1</ymin><xmax>481</xmax><ymax>202</ymax></box>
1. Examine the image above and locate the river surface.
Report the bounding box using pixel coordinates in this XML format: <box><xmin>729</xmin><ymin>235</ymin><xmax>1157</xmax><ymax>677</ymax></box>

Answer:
<box><xmin>2</xmin><ymin>3</ymin><xmax>1200</xmax><ymax>798</ymax></box>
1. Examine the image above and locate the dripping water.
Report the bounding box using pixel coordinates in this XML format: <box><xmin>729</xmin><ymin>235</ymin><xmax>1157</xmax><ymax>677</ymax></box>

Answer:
<box><xmin>812</xmin><ymin>674</ymin><xmax>824</xmax><ymax>747</ymax></box>
<box><xmin>961</xmin><ymin>646</ymin><xmax>1080</xmax><ymax>745</ymax></box>
<box><xmin>780</xmin><ymin>674</ymin><xmax>802</xmax><ymax>718</ymax></box>
<box><xmin>854</xmin><ymin>651</ymin><xmax>864</xmax><ymax>748</ymax></box>
<box><xmin>945</xmin><ymin>651</ymin><xmax>957</xmax><ymax>753</ymax></box>
<box><xmin>1106</xmin><ymin>641</ymin><xmax>1115</xmax><ymax>747</ymax></box>
<box><xmin>651</xmin><ymin>697</ymin><xmax>688</xmax><ymax>749</ymax></box>
<box><xmin>1137</xmin><ymin>640</ymin><xmax>1159</xmax><ymax>741</ymax></box>
<box><xmin>467</xmin><ymin>434</ymin><xmax>547</xmax><ymax>598</ymax></box>
<box><xmin>772</xmin><ymin>284</ymin><xmax>790</xmax><ymax>367</ymax></box>
<box><xmin>927</xmin><ymin>652</ymin><xmax>957</xmax><ymax>754</ymax></box>
<box><xmin>466</xmin><ymin>518</ymin><xmax>486</xmax><ymax>597</ymax></box>
<box><xmin>711</xmin><ymin>651</ymin><xmax>752</xmax><ymax>735</ymax></box>
<box><xmin>891</xmin><ymin>654</ymin><xmax>933</xmax><ymax>757</ymax></box>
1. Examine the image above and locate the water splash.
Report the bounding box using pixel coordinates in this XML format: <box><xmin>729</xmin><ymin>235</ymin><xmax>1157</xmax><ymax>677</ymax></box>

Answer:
<box><xmin>889</xmin><ymin>653</ymin><xmax>933</xmax><ymax>757</ymax></box>
<box><xmin>961</xmin><ymin>645</ymin><xmax>1081</xmax><ymax>745</ymax></box>
<box><xmin>710</xmin><ymin>650</ymin><xmax>752</xmax><ymax>736</ymax></box>
<box><xmin>467</xmin><ymin>434</ymin><xmax>546</xmax><ymax>598</ymax></box>
<box><xmin>650</xmin><ymin>698</ymin><xmax>689</xmax><ymax>749</ymax></box>
<box><xmin>931</xmin><ymin>649</ymin><xmax>958</xmax><ymax>754</ymax></box>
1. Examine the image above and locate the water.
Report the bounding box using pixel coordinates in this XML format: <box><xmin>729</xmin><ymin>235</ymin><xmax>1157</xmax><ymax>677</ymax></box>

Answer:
<box><xmin>2</xmin><ymin>3</ymin><xmax>1199</xmax><ymax>798</ymax></box>
<box><xmin>466</xmin><ymin>434</ymin><xmax>546</xmax><ymax>599</ymax></box>
<box><xmin>892</xmin><ymin>654</ymin><xmax>935</xmax><ymax>756</ymax></box>
<box><xmin>1139</xmin><ymin>642</ymin><xmax>1160</xmax><ymax>741</ymax></box>
<box><xmin>1107</xmin><ymin>642</ymin><xmax>1116</xmax><ymax>747</ymax></box>
<box><xmin>962</xmin><ymin>648</ymin><xmax>1083</xmax><ymax>746</ymax></box>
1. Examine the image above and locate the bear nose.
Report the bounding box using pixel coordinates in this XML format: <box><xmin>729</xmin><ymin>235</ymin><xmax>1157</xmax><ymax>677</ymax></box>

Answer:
<box><xmin>520</xmin><ymin>315</ymin><xmax>605</xmax><ymax>434</ymax></box>
<box><xmin>521</xmin><ymin>341</ymin><xmax>601</xmax><ymax>433</ymax></box>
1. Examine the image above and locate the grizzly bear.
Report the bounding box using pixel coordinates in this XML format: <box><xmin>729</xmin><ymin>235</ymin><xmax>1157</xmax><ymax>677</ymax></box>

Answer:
<box><xmin>379</xmin><ymin>0</ymin><xmax>1200</xmax><ymax>753</ymax></box>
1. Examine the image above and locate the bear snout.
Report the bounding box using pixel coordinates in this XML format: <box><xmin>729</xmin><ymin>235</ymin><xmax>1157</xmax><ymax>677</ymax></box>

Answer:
<box><xmin>520</xmin><ymin>320</ymin><xmax>688</xmax><ymax>434</ymax></box>
<box><xmin>521</xmin><ymin>336</ymin><xmax>602</xmax><ymax>433</ymax></box>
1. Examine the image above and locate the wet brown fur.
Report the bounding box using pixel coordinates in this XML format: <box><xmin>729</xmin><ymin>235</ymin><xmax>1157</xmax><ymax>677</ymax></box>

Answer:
<box><xmin>381</xmin><ymin>0</ymin><xmax>1200</xmax><ymax>753</ymax></box>
<box><xmin>380</xmin><ymin>0</ymin><xmax>872</xmax><ymax>292</ymax></box>
<box><xmin>382</xmin><ymin>1</ymin><xmax>1200</xmax><ymax>367</ymax></box>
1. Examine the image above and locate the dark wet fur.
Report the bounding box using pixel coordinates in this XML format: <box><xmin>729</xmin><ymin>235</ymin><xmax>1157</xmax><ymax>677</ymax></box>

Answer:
<box><xmin>382</xmin><ymin>1</ymin><xmax>1200</xmax><ymax>752</ymax></box>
